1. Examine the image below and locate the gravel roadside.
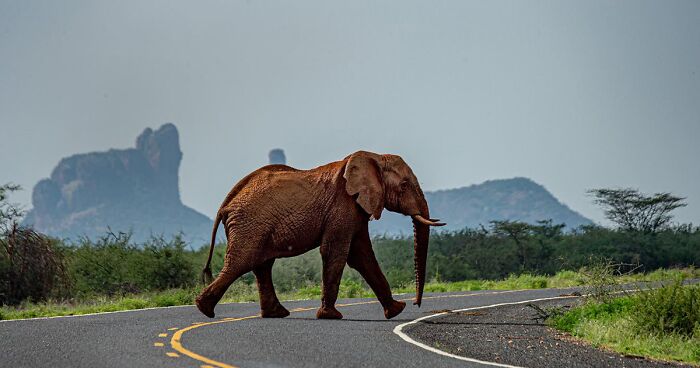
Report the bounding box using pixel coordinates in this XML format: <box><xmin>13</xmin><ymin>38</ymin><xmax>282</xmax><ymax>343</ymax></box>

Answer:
<box><xmin>403</xmin><ymin>298</ymin><xmax>690</xmax><ymax>368</ymax></box>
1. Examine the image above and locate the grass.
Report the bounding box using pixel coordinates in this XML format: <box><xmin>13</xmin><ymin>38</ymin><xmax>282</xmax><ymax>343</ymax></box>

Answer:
<box><xmin>0</xmin><ymin>268</ymin><xmax>696</xmax><ymax>321</ymax></box>
<box><xmin>549</xmin><ymin>279</ymin><xmax>700</xmax><ymax>365</ymax></box>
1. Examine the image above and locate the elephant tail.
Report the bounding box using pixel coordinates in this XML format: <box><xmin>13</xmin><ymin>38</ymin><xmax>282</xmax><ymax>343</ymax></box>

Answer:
<box><xmin>202</xmin><ymin>212</ymin><xmax>222</xmax><ymax>285</ymax></box>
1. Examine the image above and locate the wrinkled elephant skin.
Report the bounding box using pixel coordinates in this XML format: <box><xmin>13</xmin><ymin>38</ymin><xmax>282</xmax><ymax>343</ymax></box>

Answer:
<box><xmin>195</xmin><ymin>151</ymin><xmax>444</xmax><ymax>320</ymax></box>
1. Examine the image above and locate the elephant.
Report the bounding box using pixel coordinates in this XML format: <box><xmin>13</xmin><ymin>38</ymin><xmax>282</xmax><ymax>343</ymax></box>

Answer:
<box><xmin>195</xmin><ymin>151</ymin><xmax>445</xmax><ymax>320</ymax></box>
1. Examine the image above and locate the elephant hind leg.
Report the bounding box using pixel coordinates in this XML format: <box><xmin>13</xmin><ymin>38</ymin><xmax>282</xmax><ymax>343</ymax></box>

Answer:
<box><xmin>254</xmin><ymin>259</ymin><xmax>289</xmax><ymax>318</ymax></box>
<box><xmin>195</xmin><ymin>252</ymin><xmax>255</xmax><ymax>318</ymax></box>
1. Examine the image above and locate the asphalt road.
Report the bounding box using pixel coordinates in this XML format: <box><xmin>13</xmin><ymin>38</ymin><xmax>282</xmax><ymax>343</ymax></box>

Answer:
<box><xmin>1</xmin><ymin>287</ymin><xmax>582</xmax><ymax>368</ymax></box>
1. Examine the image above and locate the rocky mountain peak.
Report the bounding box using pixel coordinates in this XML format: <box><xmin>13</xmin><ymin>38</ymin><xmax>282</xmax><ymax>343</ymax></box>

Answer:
<box><xmin>135</xmin><ymin>123</ymin><xmax>182</xmax><ymax>203</ymax></box>
<box><xmin>24</xmin><ymin>123</ymin><xmax>211</xmax><ymax>245</ymax></box>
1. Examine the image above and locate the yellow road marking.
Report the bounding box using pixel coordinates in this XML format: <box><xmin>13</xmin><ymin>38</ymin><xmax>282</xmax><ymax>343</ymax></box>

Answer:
<box><xmin>158</xmin><ymin>333</ymin><xmax>168</xmax><ymax>337</ymax></box>
<box><xmin>171</xmin><ymin>315</ymin><xmax>259</xmax><ymax>368</ymax></box>
<box><xmin>289</xmin><ymin>307</ymin><xmax>316</xmax><ymax>312</ymax></box>
<box><xmin>154</xmin><ymin>342</ymin><xmax>164</xmax><ymax>347</ymax></box>
<box><xmin>168</xmin><ymin>289</ymin><xmax>525</xmax><ymax>368</ymax></box>
<box><xmin>166</xmin><ymin>352</ymin><xmax>180</xmax><ymax>357</ymax></box>
<box><xmin>168</xmin><ymin>327</ymin><xmax>179</xmax><ymax>331</ymax></box>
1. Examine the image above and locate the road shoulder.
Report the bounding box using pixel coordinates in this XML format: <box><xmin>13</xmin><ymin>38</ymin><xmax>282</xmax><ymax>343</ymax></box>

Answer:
<box><xmin>401</xmin><ymin>298</ymin><xmax>689</xmax><ymax>368</ymax></box>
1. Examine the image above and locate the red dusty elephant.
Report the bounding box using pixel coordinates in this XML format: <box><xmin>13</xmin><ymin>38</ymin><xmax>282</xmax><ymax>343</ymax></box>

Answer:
<box><xmin>196</xmin><ymin>151</ymin><xmax>445</xmax><ymax>320</ymax></box>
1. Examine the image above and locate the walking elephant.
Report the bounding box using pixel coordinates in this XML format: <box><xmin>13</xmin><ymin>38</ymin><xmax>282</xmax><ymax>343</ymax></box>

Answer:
<box><xmin>195</xmin><ymin>151</ymin><xmax>445</xmax><ymax>320</ymax></box>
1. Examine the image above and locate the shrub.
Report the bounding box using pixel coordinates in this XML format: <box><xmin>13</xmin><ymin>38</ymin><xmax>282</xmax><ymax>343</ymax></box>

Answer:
<box><xmin>633</xmin><ymin>278</ymin><xmax>700</xmax><ymax>337</ymax></box>
<box><xmin>68</xmin><ymin>232</ymin><xmax>142</xmax><ymax>296</ymax></box>
<box><xmin>136</xmin><ymin>234</ymin><xmax>196</xmax><ymax>290</ymax></box>
<box><xmin>548</xmin><ymin>282</ymin><xmax>700</xmax><ymax>365</ymax></box>
<box><xmin>0</xmin><ymin>224</ymin><xmax>69</xmax><ymax>305</ymax></box>
<box><xmin>68</xmin><ymin>232</ymin><xmax>197</xmax><ymax>296</ymax></box>
<box><xmin>578</xmin><ymin>259</ymin><xmax>639</xmax><ymax>302</ymax></box>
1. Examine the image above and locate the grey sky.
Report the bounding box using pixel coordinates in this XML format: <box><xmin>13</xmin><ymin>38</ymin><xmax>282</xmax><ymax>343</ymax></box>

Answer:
<box><xmin>1</xmin><ymin>0</ymin><xmax>699</xmax><ymax>225</ymax></box>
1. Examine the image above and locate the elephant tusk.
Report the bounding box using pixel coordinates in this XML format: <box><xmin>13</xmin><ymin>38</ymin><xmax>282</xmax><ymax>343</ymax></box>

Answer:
<box><xmin>412</xmin><ymin>215</ymin><xmax>446</xmax><ymax>227</ymax></box>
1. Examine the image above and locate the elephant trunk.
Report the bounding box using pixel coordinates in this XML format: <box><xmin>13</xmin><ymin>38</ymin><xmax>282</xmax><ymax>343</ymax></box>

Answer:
<box><xmin>412</xmin><ymin>197</ymin><xmax>431</xmax><ymax>307</ymax></box>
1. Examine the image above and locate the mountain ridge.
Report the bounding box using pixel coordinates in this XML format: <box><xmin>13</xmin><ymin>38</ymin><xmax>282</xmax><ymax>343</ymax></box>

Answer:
<box><xmin>23</xmin><ymin>123</ymin><xmax>212</xmax><ymax>245</ymax></box>
<box><xmin>21</xmin><ymin>125</ymin><xmax>591</xmax><ymax>244</ymax></box>
<box><xmin>370</xmin><ymin>177</ymin><xmax>592</xmax><ymax>236</ymax></box>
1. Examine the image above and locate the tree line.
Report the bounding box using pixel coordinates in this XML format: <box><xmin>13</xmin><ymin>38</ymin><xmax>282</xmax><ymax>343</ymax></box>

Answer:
<box><xmin>1</xmin><ymin>184</ymin><xmax>697</xmax><ymax>305</ymax></box>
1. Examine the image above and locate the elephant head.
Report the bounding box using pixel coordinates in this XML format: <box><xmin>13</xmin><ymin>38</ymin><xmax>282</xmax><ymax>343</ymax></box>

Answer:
<box><xmin>343</xmin><ymin>151</ymin><xmax>445</xmax><ymax>307</ymax></box>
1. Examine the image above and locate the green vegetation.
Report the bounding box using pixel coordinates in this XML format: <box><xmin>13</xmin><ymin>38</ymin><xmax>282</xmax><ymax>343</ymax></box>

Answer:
<box><xmin>2</xmin><ymin>183</ymin><xmax>699</xmax><ymax>332</ymax></box>
<box><xmin>3</xmin><ymin>269</ymin><xmax>698</xmax><ymax>321</ymax></box>
<box><xmin>369</xmin><ymin>221</ymin><xmax>700</xmax><ymax>284</ymax></box>
<box><xmin>4</xmin><ymin>221</ymin><xmax>699</xmax><ymax>310</ymax></box>
<box><xmin>550</xmin><ymin>279</ymin><xmax>700</xmax><ymax>364</ymax></box>
<box><xmin>68</xmin><ymin>232</ymin><xmax>196</xmax><ymax>296</ymax></box>
<box><xmin>1</xmin><ymin>208</ymin><xmax>699</xmax><ymax>320</ymax></box>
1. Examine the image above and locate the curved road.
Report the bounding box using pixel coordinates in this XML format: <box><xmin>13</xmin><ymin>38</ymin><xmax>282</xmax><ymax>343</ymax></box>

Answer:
<box><xmin>1</xmin><ymin>287</ymin><xmax>580</xmax><ymax>368</ymax></box>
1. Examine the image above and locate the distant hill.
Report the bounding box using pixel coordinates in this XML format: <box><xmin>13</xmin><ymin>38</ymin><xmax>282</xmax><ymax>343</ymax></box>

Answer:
<box><xmin>370</xmin><ymin>177</ymin><xmax>592</xmax><ymax>236</ymax></box>
<box><xmin>22</xmin><ymin>129</ymin><xmax>591</xmax><ymax>245</ymax></box>
<box><xmin>23</xmin><ymin>123</ymin><xmax>212</xmax><ymax>245</ymax></box>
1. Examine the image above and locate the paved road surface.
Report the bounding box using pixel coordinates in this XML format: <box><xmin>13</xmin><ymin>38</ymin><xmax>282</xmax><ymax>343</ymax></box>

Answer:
<box><xmin>1</xmin><ymin>287</ymin><xmax>580</xmax><ymax>368</ymax></box>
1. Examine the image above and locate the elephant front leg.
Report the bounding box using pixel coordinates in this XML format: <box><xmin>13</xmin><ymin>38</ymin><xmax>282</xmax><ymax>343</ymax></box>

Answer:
<box><xmin>253</xmin><ymin>259</ymin><xmax>289</xmax><ymax>318</ymax></box>
<box><xmin>316</xmin><ymin>237</ymin><xmax>351</xmax><ymax>319</ymax></box>
<box><xmin>347</xmin><ymin>227</ymin><xmax>406</xmax><ymax>319</ymax></box>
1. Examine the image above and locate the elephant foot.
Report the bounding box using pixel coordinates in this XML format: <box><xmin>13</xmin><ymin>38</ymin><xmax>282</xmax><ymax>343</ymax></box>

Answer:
<box><xmin>195</xmin><ymin>294</ymin><xmax>217</xmax><ymax>318</ymax></box>
<box><xmin>316</xmin><ymin>306</ymin><xmax>343</xmax><ymax>319</ymax></box>
<box><xmin>384</xmin><ymin>300</ymin><xmax>406</xmax><ymax>319</ymax></box>
<box><xmin>261</xmin><ymin>303</ymin><xmax>290</xmax><ymax>318</ymax></box>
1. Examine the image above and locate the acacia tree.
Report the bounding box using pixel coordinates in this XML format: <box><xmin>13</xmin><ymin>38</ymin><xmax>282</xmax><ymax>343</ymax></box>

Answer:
<box><xmin>490</xmin><ymin>220</ymin><xmax>531</xmax><ymax>269</ymax></box>
<box><xmin>530</xmin><ymin>219</ymin><xmax>566</xmax><ymax>239</ymax></box>
<box><xmin>588</xmin><ymin>188</ymin><xmax>686</xmax><ymax>233</ymax></box>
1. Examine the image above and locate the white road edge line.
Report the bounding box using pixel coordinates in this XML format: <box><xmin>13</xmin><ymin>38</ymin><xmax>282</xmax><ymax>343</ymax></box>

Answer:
<box><xmin>0</xmin><ymin>300</ymin><xmax>263</xmax><ymax>323</ymax></box>
<box><xmin>0</xmin><ymin>297</ymin><xmax>371</xmax><ymax>323</ymax></box>
<box><xmin>0</xmin><ymin>303</ymin><xmax>197</xmax><ymax>323</ymax></box>
<box><xmin>0</xmin><ymin>289</ymin><xmax>511</xmax><ymax>323</ymax></box>
<box><xmin>393</xmin><ymin>295</ymin><xmax>580</xmax><ymax>368</ymax></box>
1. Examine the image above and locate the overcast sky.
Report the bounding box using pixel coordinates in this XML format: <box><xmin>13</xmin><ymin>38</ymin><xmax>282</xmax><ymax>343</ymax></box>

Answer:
<box><xmin>1</xmin><ymin>0</ymin><xmax>699</xmax><ymax>225</ymax></box>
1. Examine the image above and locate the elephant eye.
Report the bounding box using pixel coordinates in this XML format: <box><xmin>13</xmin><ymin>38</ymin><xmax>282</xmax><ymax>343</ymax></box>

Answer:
<box><xmin>399</xmin><ymin>181</ymin><xmax>410</xmax><ymax>191</ymax></box>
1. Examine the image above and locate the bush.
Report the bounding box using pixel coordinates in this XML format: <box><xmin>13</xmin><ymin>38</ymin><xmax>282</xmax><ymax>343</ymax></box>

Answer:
<box><xmin>548</xmin><ymin>281</ymin><xmax>700</xmax><ymax>365</ymax></box>
<box><xmin>578</xmin><ymin>259</ymin><xmax>631</xmax><ymax>302</ymax></box>
<box><xmin>0</xmin><ymin>224</ymin><xmax>69</xmax><ymax>305</ymax></box>
<box><xmin>633</xmin><ymin>278</ymin><xmax>700</xmax><ymax>337</ymax></box>
<box><xmin>136</xmin><ymin>234</ymin><xmax>196</xmax><ymax>290</ymax></box>
<box><xmin>68</xmin><ymin>232</ymin><xmax>143</xmax><ymax>296</ymax></box>
<box><xmin>68</xmin><ymin>232</ymin><xmax>197</xmax><ymax>296</ymax></box>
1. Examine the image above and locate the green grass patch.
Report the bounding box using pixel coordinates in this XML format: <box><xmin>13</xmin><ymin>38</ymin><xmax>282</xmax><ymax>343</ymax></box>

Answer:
<box><xmin>550</xmin><ymin>280</ymin><xmax>700</xmax><ymax>365</ymax></box>
<box><xmin>0</xmin><ymin>268</ymin><xmax>695</xmax><ymax>321</ymax></box>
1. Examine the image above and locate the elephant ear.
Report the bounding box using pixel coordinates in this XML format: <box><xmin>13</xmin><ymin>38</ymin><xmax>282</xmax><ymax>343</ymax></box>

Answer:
<box><xmin>343</xmin><ymin>151</ymin><xmax>384</xmax><ymax>220</ymax></box>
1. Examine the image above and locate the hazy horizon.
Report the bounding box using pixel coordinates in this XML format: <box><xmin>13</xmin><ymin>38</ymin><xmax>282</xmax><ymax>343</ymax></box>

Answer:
<box><xmin>1</xmin><ymin>1</ymin><xmax>699</xmax><ymax>226</ymax></box>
